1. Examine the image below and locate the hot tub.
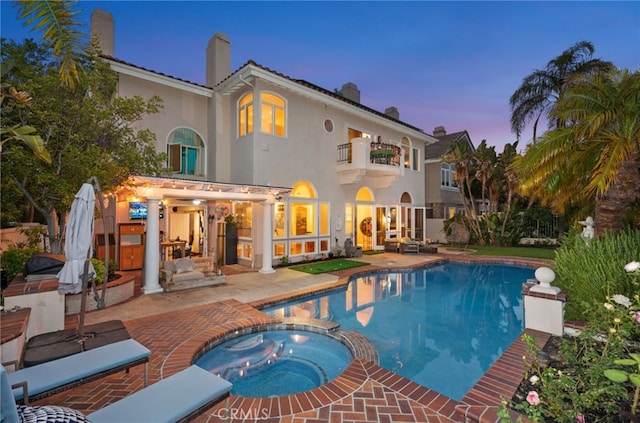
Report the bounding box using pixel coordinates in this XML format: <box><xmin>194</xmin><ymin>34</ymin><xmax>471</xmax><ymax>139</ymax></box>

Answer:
<box><xmin>195</xmin><ymin>329</ymin><xmax>353</xmax><ymax>397</ymax></box>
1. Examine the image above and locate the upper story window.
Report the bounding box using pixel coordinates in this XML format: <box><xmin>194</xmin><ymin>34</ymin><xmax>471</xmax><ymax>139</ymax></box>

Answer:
<box><xmin>401</xmin><ymin>136</ymin><xmax>419</xmax><ymax>171</ymax></box>
<box><xmin>167</xmin><ymin>128</ymin><xmax>204</xmax><ymax>176</ymax></box>
<box><xmin>260</xmin><ymin>92</ymin><xmax>286</xmax><ymax>137</ymax></box>
<box><xmin>238</xmin><ymin>93</ymin><xmax>254</xmax><ymax>137</ymax></box>
<box><xmin>348</xmin><ymin>127</ymin><xmax>371</xmax><ymax>142</ymax></box>
<box><xmin>441</xmin><ymin>163</ymin><xmax>458</xmax><ymax>189</ymax></box>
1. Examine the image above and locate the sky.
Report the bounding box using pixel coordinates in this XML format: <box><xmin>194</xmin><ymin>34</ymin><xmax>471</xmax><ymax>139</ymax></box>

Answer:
<box><xmin>1</xmin><ymin>1</ymin><xmax>639</xmax><ymax>152</ymax></box>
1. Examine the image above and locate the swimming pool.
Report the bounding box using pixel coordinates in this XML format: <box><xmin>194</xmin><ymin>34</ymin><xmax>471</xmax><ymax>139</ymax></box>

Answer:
<box><xmin>195</xmin><ymin>329</ymin><xmax>353</xmax><ymax>397</ymax></box>
<box><xmin>263</xmin><ymin>261</ymin><xmax>534</xmax><ymax>401</ymax></box>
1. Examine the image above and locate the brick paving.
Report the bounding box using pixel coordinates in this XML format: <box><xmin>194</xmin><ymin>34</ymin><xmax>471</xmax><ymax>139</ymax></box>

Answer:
<box><xmin>22</xmin><ymin>254</ymin><xmax>550</xmax><ymax>422</ymax></box>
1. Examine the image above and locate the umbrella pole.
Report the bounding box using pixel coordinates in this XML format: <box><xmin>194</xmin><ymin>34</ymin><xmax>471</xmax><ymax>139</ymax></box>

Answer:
<box><xmin>77</xmin><ymin>253</ymin><xmax>92</xmax><ymax>350</ymax></box>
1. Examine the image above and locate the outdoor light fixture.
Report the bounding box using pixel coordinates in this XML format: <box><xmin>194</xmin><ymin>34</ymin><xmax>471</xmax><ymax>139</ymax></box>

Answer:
<box><xmin>193</xmin><ymin>199</ymin><xmax>202</xmax><ymax>205</ymax></box>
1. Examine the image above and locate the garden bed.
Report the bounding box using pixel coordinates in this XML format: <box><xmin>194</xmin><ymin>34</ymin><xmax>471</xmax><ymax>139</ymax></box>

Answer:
<box><xmin>511</xmin><ymin>334</ymin><xmax>637</xmax><ymax>422</ymax></box>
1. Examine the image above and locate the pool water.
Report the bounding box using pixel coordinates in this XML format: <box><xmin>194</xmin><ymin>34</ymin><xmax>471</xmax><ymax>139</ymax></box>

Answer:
<box><xmin>263</xmin><ymin>262</ymin><xmax>534</xmax><ymax>401</ymax></box>
<box><xmin>195</xmin><ymin>330</ymin><xmax>353</xmax><ymax>397</ymax></box>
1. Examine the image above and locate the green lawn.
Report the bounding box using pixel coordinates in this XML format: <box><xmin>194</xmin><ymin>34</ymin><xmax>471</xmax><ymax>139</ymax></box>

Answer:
<box><xmin>289</xmin><ymin>259</ymin><xmax>368</xmax><ymax>274</ymax></box>
<box><xmin>467</xmin><ymin>245</ymin><xmax>556</xmax><ymax>260</ymax></box>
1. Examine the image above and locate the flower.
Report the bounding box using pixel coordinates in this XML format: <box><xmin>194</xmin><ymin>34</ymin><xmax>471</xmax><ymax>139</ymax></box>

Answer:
<box><xmin>604</xmin><ymin>302</ymin><xmax>614</xmax><ymax>310</ymax></box>
<box><xmin>528</xmin><ymin>375</ymin><xmax>540</xmax><ymax>385</ymax></box>
<box><xmin>576</xmin><ymin>413</ymin><xmax>584</xmax><ymax>423</ymax></box>
<box><xmin>526</xmin><ymin>391</ymin><xmax>540</xmax><ymax>405</ymax></box>
<box><xmin>612</xmin><ymin>294</ymin><xmax>632</xmax><ymax>308</ymax></box>
<box><xmin>624</xmin><ymin>261</ymin><xmax>640</xmax><ymax>272</ymax></box>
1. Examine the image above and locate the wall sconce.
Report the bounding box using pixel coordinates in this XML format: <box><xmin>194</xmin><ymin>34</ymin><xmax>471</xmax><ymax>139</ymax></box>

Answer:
<box><xmin>386</xmin><ymin>215</ymin><xmax>391</xmax><ymax>224</ymax></box>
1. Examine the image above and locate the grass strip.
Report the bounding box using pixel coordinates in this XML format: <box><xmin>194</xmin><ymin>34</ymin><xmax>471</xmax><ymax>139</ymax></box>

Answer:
<box><xmin>289</xmin><ymin>259</ymin><xmax>368</xmax><ymax>274</ymax></box>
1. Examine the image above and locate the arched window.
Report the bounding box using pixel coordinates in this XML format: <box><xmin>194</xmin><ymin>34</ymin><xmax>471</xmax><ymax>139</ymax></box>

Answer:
<box><xmin>356</xmin><ymin>187</ymin><xmax>375</xmax><ymax>202</ymax></box>
<box><xmin>238</xmin><ymin>93</ymin><xmax>253</xmax><ymax>137</ymax></box>
<box><xmin>167</xmin><ymin>128</ymin><xmax>204</xmax><ymax>176</ymax></box>
<box><xmin>260</xmin><ymin>92</ymin><xmax>286</xmax><ymax>137</ymax></box>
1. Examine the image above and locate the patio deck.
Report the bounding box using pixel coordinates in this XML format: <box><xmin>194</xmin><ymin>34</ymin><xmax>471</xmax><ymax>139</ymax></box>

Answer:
<box><xmin>24</xmin><ymin>252</ymin><xmax>550</xmax><ymax>422</ymax></box>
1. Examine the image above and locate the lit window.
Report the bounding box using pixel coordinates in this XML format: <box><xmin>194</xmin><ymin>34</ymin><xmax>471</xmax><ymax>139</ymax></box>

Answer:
<box><xmin>167</xmin><ymin>128</ymin><xmax>204</xmax><ymax>176</ymax></box>
<box><xmin>238</xmin><ymin>93</ymin><xmax>253</xmax><ymax>137</ymax></box>
<box><xmin>260</xmin><ymin>92</ymin><xmax>286</xmax><ymax>137</ymax></box>
<box><xmin>402</xmin><ymin>137</ymin><xmax>411</xmax><ymax>169</ymax></box>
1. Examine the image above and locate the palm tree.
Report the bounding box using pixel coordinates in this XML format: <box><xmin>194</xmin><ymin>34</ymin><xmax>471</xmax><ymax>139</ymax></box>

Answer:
<box><xmin>13</xmin><ymin>0</ymin><xmax>85</xmax><ymax>88</ymax></box>
<box><xmin>509</xmin><ymin>41</ymin><xmax>612</xmax><ymax>143</ymax></box>
<box><xmin>516</xmin><ymin>68</ymin><xmax>640</xmax><ymax>235</ymax></box>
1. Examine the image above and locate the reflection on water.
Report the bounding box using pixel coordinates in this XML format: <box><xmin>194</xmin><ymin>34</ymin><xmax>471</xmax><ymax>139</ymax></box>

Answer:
<box><xmin>264</xmin><ymin>262</ymin><xmax>534</xmax><ymax>401</ymax></box>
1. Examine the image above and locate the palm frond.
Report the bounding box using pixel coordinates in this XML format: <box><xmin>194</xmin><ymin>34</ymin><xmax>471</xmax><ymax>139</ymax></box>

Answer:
<box><xmin>12</xmin><ymin>0</ymin><xmax>85</xmax><ymax>87</ymax></box>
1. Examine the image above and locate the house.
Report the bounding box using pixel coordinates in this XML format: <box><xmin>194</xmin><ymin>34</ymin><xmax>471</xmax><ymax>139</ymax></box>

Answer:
<box><xmin>90</xmin><ymin>9</ymin><xmax>439</xmax><ymax>293</ymax></box>
<box><xmin>424</xmin><ymin>126</ymin><xmax>475</xmax><ymax>242</ymax></box>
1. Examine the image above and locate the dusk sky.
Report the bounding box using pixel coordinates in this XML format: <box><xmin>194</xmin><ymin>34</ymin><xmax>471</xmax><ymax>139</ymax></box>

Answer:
<box><xmin>2</xmin><ymin>1</ymin><xmax>639</xmax><ymax>152</ymax></box>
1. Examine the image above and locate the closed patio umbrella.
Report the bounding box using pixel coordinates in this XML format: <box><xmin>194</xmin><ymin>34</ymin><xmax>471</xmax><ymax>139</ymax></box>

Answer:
<box><xmin>57</xmin><ymin>182</ymin><xmax>96</xmax><ymax>295</ymax></box>
<box><xmin>56</xmin><ymin>181</ymin><xmax>97</xmax><ymax>340</ymax></box>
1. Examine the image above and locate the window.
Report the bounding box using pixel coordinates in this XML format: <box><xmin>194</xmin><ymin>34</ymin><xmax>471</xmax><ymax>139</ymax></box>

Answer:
<box><xmin>235</xmin><ymin>202</ymin><xmax>252</xmax><ymax>238</ymax></box>
<box><xmin>412</xmin><ymin>146</ymin><xmax>420</xmax><ymax>170</ymax></box>
<box><xmin>238</xmin><ymin>93</ymin><xmax>253</xmax><ymax>137</ymax></box>
<box><xmin>324</xmin><ymin>119</ymin><xmax>334</xmax><ymax>133</ymax></box>
<box><xmin>402</xmin><ymin>137</ymin><xmax>411</xmax><ymax>169</ymax></box>
<box><xmin>260</xmin><ymin>92</ymin><xmax>286</xmax><ymax>137</ymax></box>
<box><xmin>167</xmin><ymin>128</ymin><xmax>204</xmax><ymax>176</ymax></box>
<box><xmin>348</xmin><ymin>128</ymin><xmax>371</xmax><ymax>142</ymax></box>
<box><xmin>441</xmin><ymin>163</ymin><xmax>458</xmax><ymax>189</ymax></box>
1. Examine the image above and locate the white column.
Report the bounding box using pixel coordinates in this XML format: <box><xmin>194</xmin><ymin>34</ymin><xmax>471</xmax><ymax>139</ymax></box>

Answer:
<box><xmin>143</xmin><ymin>197</ymin><xmax>163</xmax><ymax>293</ymax></box>
<box><xmin>259</xmin><ymin>199</ymin><xmax>275</xmax><ymax>274</ymax></box>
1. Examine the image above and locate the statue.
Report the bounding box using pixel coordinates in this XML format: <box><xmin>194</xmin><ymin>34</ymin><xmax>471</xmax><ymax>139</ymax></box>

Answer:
<box><xmin>579</xmin><ymin>216</ymin><xmax>595</xmax><ymax>239</ymax></box>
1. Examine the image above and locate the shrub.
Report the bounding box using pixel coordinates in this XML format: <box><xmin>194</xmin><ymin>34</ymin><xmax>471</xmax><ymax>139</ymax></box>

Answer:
<box><xmin>554</xmin><ymin>228</ymin><xmax>640</xmax><ymax>321</ymax></box>
<box><xmin>0</xmin><ymin>246</ymin><xmax>41</xmax><ymax>282</ymax></box>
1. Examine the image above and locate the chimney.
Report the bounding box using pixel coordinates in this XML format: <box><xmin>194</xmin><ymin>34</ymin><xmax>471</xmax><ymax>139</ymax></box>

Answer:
<box><xmin>385</xmin><ymin>107</ymin><xmax>399</xmax><ymax>120</ymax></box>
<box><xmin>91</xmin><ymin>9</ymin><xmax>114</xmax><ymax>56</ymax></box>
<box><xmin>337</xmin><ymin>82</ymin><xmax>360</xmax><ymax>103</ymax></box>
<box><xmin>433</xmin><ymin>126</ymin><xmax>447</xmax><ymax>137</ymax></box>
<box><xmin>206</xmin><ymin>32</ymin><xmax>231</xmax><ymax>87</ymax></box>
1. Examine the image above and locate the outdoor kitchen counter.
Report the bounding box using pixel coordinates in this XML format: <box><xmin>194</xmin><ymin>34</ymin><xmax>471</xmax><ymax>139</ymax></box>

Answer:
<box><xmin>2</xmin><ymin>274</ymin><xmax>58</xmax><ymax>297</ymax></box>
<box><xmin>0</xmin><ymin>307</ymin><xmax>31</xmax><ymax>344</ymax></box>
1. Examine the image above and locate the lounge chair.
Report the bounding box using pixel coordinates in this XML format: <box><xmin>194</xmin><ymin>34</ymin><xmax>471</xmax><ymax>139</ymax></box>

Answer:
<box><xmin>2</xmin><ymin>365</ymin><xmax>232</xmax><ymax>423</ymax></box>
<box><xmin>87</xmin><ymin>365</ymin><xmax>232</xmax><ymax>423</ymax></box>
<box><xmin>7</xmin><ymin>339</ymin><xmax>150</xmax><ymax>404</ymax></box>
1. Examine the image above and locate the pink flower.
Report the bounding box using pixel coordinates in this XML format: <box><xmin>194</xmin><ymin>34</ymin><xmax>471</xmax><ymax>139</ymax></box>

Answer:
<box><xmin>526</xmin><ymin>391</ymin><xmax>540</xmax><ymax>405</ymax></box>
<box><xmin>576</xmin><ymin>413</ymin><xmax>584</xmax><ymax>423</ymax></box>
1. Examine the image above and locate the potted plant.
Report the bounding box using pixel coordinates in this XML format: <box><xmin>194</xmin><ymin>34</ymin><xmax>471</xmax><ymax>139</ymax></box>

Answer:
<box><xmin>224</xmin><ymin>214</ymin><xmax>238</xmax><ymax>264</ymax></box>
<box><xmin>370</xmin><ymin>148</ymin><xmax>395</xmax><ymax>164</ymax></box>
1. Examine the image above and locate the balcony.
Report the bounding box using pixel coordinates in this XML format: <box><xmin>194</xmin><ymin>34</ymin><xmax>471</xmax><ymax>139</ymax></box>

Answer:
<box><xmin>336</xmin><ymin>138</ymin><xmax>404</xmax><ymax>188</ymax></box>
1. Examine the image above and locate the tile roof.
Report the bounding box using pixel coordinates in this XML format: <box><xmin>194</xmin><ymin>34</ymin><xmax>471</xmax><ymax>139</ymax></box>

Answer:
<box><xmin>100</xmin><ymin>54</ymin><xmax>432</xmax><ymax>137</ymax></box>
<box><xmin>425</xmin><ymin>130</ymin><xmax>472</xmax><ymax>160</ymax></box>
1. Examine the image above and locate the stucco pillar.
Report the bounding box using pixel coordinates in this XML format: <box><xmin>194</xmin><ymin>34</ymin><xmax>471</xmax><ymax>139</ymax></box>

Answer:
<box><xmin>260</xmin><ymin>199</ymin><xmax>275</xmax><ymax>274</ymax></box>
<box><xmin>143</xmin><ymin>197</ymin><xmax>163</xmax><ymax>293</ymax></box>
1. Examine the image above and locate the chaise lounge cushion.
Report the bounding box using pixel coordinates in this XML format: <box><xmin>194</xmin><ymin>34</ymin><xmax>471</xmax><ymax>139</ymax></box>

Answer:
<box><xmin>8</xmin><ymin>339</ymin><xmax>150</xmax><ymax>402</ymax></box>
<box><xmin>87</xmin><ymin>365</ymin><xmax>232</xmax><ymax>423</ymax></box>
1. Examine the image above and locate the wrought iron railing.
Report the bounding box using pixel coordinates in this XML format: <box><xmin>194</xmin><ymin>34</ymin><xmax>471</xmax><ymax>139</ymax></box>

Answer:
<box><xmin>336</xmin><ymin>142</ymin><xmax>402</xmax><ymax>166</ymax></box>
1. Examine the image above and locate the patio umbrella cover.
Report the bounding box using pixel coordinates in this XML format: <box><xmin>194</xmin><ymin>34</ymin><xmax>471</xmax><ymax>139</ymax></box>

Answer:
<box><xmin>57</xmin><ymin>183</ymin><xmax>96</xmax><ymax>294</ymax></box>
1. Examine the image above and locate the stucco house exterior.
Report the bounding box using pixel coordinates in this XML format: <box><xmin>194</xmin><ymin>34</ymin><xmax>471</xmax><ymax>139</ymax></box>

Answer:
<box><xmin>424</xmin><ymin>126</ymin><xmax>475</xmax><ymax>242</ymax></box>
<box><xmin>90</xmin><ymin>9</ymin><xmax>439</xmax><ymax>292</ymax></box>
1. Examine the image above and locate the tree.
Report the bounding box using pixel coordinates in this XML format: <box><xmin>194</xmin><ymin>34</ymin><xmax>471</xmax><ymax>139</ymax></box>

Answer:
<box><xmin>1</xmin><ymin>1</ymin><xmax>86</xmax><ymax>162</ymax></box>
<box><xmin>509</xmin><ymin>41</ymin><xmax>612</xmax><ymax>143</ymax></box>
<box><xmin>1</xmin><ymin>38</ymin><xmax>167</xmax><ymax>252</ymax></box>
<box><xmin>515</xmin><ymin>68</ymin><xmax>640</xmax><ymax>235</ymax></box>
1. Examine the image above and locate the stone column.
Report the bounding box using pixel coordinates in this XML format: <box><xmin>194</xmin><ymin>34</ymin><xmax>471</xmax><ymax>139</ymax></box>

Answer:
<box><xmin>259</xmin><ymin>199</ymin><xmax>275</xmax><ymax>274</ymax></box>
<box><xmin>523</xmin><ymin>267</ymin><xmax>566</xmax><ymax>335</ymax></box>
<box><xmin>143</xmin><ymin>197</ymin><xmax>163</xmax><ymax>294</ymax></box>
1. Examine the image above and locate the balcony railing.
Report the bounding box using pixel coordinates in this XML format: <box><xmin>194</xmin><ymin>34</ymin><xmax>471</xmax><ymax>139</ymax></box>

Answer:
<box><xmin>336</xmin><ymin>140</ymin><xmax>404</xmax><ymax>187</ymax></box>
<box><xmin>337</xmin><ymin>142</ymin><xmax>401</xmax><ymax>166</ymax></box>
